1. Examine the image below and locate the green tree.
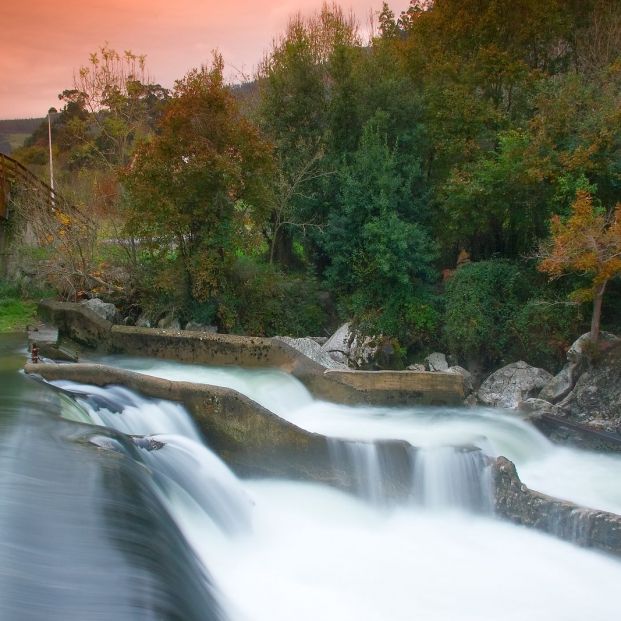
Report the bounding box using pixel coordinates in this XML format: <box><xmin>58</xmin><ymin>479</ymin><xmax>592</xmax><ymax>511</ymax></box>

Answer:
<box><xmin>324</xmin><ymin>115</ymin><xmax>437</xmax><ymax>343</ymax></box>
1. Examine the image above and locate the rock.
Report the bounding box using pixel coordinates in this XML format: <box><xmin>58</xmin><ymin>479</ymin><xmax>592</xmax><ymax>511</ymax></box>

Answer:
<box><xmin>559</xmin><ymin>342</ymin><xmax>621</xmax><ymax>427</ymax></box>
<box><xmin>308</xmin><ymin>336</ymin><xmax>328</xmax><ymax>346</ymax></box>
<box><xmin>322</xmin><ymin>323</ymin><xmax>353</xmax><ymax>365</ymax></box>
<box><xmin>446</xmin><ymin>354</ymin><xmax>459</xmax><ymax>367</ymax></box>
<box><xmin>540</xmin><ymin>331</ymin><xmax>620</xmax><ymax>404</ymax></box>
<box><xmin>492</xmin><ymin>455</ymin><xmax>621</xmax><ymax>556</ymax></box>
<box><xmin>425</xmin><ymin>352</ymin><xmax>449</xmax><ymax>372</ymax></box>
<box><xmin>80</xmin><ymin>298</ymin><xmax>118</xmax><ymax>323</ymax></box>
<box><xmin>447</xmin><ymin>365</ymin><xmax>473</xmax><ymax>394</ymax></box>
<box><xmin>157</xmin><ymin>314</ymin><xmax>181</xmax><ymax>330</ymax></box>
<box><xmin>275</xmin><ymin>336</ymin><xmax>348</xmax><ymax>370</ymax></box>
<box><xmin>135</xmin><ymin>313</ymin><xmax>151</xmax><ymax>328</ymax></box>
<box><xmin>518</xmin><ymin>398</ymin><xmax>561</xmax><ymax>417</ymax></box>
<box><xmin>184</xmin><ymin>321</ymin><xmax>217</xmax><ymax>333</ymax></box>
<box><xmin>539</xmin><ymin>365</ymin><xmax>574</xmax><ymax>404</ymax></box>
<box><xmin>477</xmin><ymin>361</ymin><xmax>553</xmax><ymax>409</ymax></box>
<box><xmin>321</xmin><ymin>323</ymin><xmax>379</xmax><ymax>369</ymax></box>
<box><xmin>407</xmin><ymin>363</ymin><xmax>426</xmax><ymax>372</ymax></box>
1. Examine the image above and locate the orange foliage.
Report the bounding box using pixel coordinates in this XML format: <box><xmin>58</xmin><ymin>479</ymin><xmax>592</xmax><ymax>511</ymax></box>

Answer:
<box><xmin>538</xmin><ymin>190</ymin><xmax>621</xmax><ymax>293</ymax></box>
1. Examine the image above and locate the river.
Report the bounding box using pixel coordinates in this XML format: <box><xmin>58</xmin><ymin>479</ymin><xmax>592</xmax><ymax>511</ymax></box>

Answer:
<box><xmin>1</xmin><ymin>336</ymin><xmax>621</xmax><ymax>620</ymax></box>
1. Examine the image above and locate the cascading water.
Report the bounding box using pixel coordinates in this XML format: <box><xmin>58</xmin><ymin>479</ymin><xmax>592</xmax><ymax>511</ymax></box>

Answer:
<box><xmin>97</xmin><ymin>355</ymin><xmax>621</xmax><ymax>514</ymax></box>
<box><xmin>4</xmin><ymin>341</ymin><xmax>621</xmax><ymax>620</ymax></box>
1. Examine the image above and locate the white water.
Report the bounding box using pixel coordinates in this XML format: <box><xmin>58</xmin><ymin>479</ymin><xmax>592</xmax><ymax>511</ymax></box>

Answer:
<box><xmin>98</xmin><ymin>356</ymin><xmax>621</xmax><ymax>515</ymax></box>
<box><xmin>52</xmin><ymin>377</ymin><xmax>621</xmax><ymax>621</ymax></box>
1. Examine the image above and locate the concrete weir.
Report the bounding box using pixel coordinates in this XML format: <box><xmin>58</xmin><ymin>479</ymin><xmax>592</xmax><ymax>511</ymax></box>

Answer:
<box><xmin>37</xmin><ymin>299</ymin><xmax>465</xmax><ymax>405</ymax></box>
<box><xmin>25</xmin><ymin>361</ymin><xmax>419</xmax><ymax>498</ymax></box>
<box><xmin>493</xmin><ymin>456</ymin><xmax>621</xmax><ymax>557</ymax></box>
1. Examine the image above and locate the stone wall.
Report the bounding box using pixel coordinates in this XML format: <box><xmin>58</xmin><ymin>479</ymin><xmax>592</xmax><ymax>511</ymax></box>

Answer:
<box><xmin>493</xmin><ymin>456</ymin><xmax>621</xmax><ymax>556</ymax></box>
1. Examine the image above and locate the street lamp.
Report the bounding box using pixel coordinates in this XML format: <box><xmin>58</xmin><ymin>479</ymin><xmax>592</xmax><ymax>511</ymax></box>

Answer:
<box><xmin>47</xmin><ymin>107</ymin><xmax>57</xmax><ymax>194</ymax></box>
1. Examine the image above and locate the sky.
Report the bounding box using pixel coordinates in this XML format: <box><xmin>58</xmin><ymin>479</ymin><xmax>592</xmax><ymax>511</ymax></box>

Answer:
<box><xmin>0</xmin><ymin>0</ymin><xmax>406</xmax><ymax>120</ymax></box>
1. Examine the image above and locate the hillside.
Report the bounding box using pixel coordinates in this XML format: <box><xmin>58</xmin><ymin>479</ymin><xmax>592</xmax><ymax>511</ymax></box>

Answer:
<box><xmin>0</xmin><ymin>118</ymin><xmax>43</xmax><ymax>155</ymax></box>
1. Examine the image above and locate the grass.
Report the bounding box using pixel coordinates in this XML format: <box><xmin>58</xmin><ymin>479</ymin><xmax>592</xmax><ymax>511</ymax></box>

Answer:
<box><xmin>0</xmin><ymin>280</ymin><xmax>46</xmax><ymax>333</ymax></box>
<box><xmin>0</xmin><ymin>298</ymin><xmax>37</xmax><ymax>333</ymax></box>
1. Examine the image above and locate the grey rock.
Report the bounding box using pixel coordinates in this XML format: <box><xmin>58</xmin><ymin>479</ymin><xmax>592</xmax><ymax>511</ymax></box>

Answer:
<box><xmin>539</xmin><ymin>365</ymin><xmax>574</xmax><ymax>403</ymax></box>
<box><xmin>135</xmin><ymin>313</ymin><xmax>151</xmax><ymax>328</ymax></box>
<box><xmin>518</xmin><ymin>398</ymin><xmax>561</xmax><ymax>417</ymax></box>
<box><xmin>477</xmin><ymin>361</ymin><xmax>553</xmax><ymax>409</ymax></box>
<box><xmin>308</xmin><ymin>336</ymin><xmax>328</xmax><ymax>346</ymax></box>
<box><xmin>407</xmin><ymin>363</ymin><xmax>426</xmax><ymax>372</ymax></box>
<box><xmin>276</xmin><ymin>336</ymin><xmax>347</xmax><ymax>370</ymax></box>
<box><xmin>321</xmin><ymin>323</ymin><xmax>379</xmax><ymax>369</ymax></box>
<box><xmin>447</xmin><ymin>365</ymin><xmax>473</xmax><ymax>394</ymax></box>
<box><xmin>157</xmin><ymin>314</ymin><xmax>181</xmax><ymax>330</ymax></box>
<box><xmin>80</xmin><ymin>298</ymin><xmax>118</xmax><ymax>323</ymax></box>
<box><xmin>559</xmin><ymin>342</ymin><xmax>621</xmax><ymax>426</ymax></box>
<box><xmin>322</xmin><ymin>323</ymin><xmax>353</xmax><ymax>363</ymax></box>
<box><xmin>425</xmin><ymin>352</ymin><xmax>449</xmax><ymax>372</ymax></box>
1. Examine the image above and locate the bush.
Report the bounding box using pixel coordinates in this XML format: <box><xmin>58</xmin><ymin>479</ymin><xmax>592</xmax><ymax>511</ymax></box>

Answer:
<box><xmin>444</xmin><ymin>260</ymin><xmax>529</xmax><ymax>367</ymax></box>
<box><xmin>219</xmin><ymin>258</ymin><xmax>327</xmax><ymax>336</ymax></box>
<box><xmin>508</xmin><ymin>299</ymin><xmax>586</xmax><ymax>371</ymax></box>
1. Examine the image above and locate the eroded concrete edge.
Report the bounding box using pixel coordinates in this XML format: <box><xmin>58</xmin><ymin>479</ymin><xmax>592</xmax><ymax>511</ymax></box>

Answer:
<box><xmin>493</xmin><ymin>456</ymin><xmax>621</xmax><ymax>557</ymax></box>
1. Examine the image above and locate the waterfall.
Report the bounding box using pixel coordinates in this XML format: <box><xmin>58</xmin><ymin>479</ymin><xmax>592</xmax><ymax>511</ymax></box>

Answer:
<box><xmin>51</xmin><ymin>380</ymin><xmax>253</xmax><ymax>536</ymax></box>
<box><xmin>413</xmin><ymin>446</ymin><xmax>492</xmax><ymax>512</ymax></box>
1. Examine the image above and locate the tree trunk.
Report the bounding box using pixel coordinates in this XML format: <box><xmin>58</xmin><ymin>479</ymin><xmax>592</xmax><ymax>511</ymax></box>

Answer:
<box><xmin>590</xmin><ymin>280</ymin><xmax>607</xmax><ymax>344</ymax></box>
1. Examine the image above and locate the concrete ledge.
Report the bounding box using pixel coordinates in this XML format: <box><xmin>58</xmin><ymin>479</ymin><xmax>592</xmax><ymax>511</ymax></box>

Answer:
<box><xmin>38</xmin><ymin>299</ymin><xmax>112</xmax><ymax>349</ymax></box>
<box><xmin>493</xmin><ymin>456</ymin><xmax>621</xmax><ymax>556</ymax></box>
<box><xmin>324</xmin><ymin>369</ymin><xmax>465</xmax><ymax>405</ymax></box>
<box><xmin>38</xmin><ymin>300</ymin><xmax>466</xmax><ymax>406</ymax></box>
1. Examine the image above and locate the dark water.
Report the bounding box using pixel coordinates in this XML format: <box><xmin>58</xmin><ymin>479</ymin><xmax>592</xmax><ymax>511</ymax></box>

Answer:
<box><xmin>0</xmin><ymin>334</ymin><xmax>225</xmax><ymax>621</ymax></box>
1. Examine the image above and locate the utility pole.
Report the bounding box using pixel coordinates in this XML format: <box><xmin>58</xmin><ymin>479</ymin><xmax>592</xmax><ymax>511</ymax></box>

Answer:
<box><xmin>48</xmin><ymin>107</ymin><xmax>57</xmax><ymax>203</ymax></box>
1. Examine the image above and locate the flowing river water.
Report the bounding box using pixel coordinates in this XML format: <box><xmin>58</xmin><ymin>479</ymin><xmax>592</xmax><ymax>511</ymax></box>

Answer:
<box><xmin>2</xmin><ymin>337</ymin><xmax>621</xmax><ymax>620</ymax></box>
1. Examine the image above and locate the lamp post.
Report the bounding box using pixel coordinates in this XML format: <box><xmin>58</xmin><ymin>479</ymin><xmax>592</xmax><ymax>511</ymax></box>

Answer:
<box><xmin>47</xmin><ymin>107</ymin><xmax>57</xmax><ymax>195</ymax></box>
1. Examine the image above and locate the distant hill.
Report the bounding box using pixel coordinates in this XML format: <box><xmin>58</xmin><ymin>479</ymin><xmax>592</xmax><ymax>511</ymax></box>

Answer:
<box><xmin>0</xmin><ymin>118</ymin><xmax>44</xmax><ymax>155</ymax></box>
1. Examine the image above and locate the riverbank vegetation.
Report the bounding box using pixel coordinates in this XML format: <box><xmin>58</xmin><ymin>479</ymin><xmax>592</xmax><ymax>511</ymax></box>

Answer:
<box><xmin>7</xmin><ymin>0</ymin><xmax>621</xmax><ymax>371</ymax></box>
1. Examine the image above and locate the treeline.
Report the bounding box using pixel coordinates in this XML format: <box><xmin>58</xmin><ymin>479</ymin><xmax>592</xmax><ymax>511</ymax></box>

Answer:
<box><xmin>13</xmin><ymin>0</ymin><xmax>621</xmax><ymax>371</ymax></box>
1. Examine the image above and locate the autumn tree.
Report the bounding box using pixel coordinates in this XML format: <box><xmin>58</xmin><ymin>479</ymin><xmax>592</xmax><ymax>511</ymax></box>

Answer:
<box><xmin>123</xmin><ymin>54</ymin><xmax>273</xmax><ymax>310</ymax></box>
<box><xmin>537</xmin><ymin>190</ymin><xmax>621</xmax><ymax>343</ymax></box>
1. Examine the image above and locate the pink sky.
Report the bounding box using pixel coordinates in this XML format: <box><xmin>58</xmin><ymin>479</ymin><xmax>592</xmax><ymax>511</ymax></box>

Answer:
<box><xmin>0</xmin><ymin>0</ymin><xmax>405</xmax><ymax>119</ymax></box>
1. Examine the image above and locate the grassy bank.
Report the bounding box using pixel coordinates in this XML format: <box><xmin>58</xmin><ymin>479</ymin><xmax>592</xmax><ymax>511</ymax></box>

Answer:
<box><xmin>0</xmin><ymin>281</ymin><xmax>38</xmax><ymax>333</ymax></box>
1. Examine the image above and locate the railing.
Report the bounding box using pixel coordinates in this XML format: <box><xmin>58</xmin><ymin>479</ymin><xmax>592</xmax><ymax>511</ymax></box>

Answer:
<box><xmin>0</xmin><ymin>152</ymin><xmax>87</xmax><ymax>224</ymax></box>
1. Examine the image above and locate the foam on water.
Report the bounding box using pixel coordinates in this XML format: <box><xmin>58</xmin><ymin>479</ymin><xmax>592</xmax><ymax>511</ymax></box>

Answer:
<box><xmin>98</xmin><ymin>356</ymin><xmax>621</xmax><ymax>514</ymax></box>
<box><xmin>49</xmin><ymin>370</ymin><xmax>621</xmax><ymax>621</ymax></box>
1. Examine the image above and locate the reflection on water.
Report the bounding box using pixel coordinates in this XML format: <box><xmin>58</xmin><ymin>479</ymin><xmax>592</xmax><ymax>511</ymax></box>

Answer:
<box><xmin>0</xmin><ymin>336</ymin><xmax>225</xmax><ymax>621</ymax></box>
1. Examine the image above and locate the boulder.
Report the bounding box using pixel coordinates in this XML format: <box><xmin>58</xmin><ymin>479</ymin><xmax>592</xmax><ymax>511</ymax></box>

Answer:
<box><xmin>425</xmin><ymin>352</ymin><xmax>449</xmax><ymax>372</ymax></box>
<box><xmin>518</xmin><ymin>398</ymin><xmax>561</xmax><ymax>417</ymax></box>
<box><xmin>135</xmin><ymin>313</ymin><xmax>151</xmax><ymax>328</ymax></box>
<box><xmin>447</xmin><ymin>365</ymin><xmax>473</xmax><ymax>395</ymax></box>
<box><xmin>321</xmin><ymin>323</ymin><xmax>379</xmax><ymax>368</ymax></box>
<box><xmin>407</xmin><ymin>363</ymin><xmax>426</xmax><ymax>372</ymax></box>
<box><xmin>539</xmin><ymin>331</ymin><xmax>620</xmax><ymax>404</ymax></box>
<box><xmin>157</xmin><ymin>314</ymin><xmax>181</xmax><ymax>330</ymax></box>
<box><xmin>538</xmin><ymin>365</ymin><xmax>574</xmax><ymax>404</ymax></box>
<box><xmin>477</xmin><ymin>361</ymin><xmax>553</xmax><ymax>409</ymax></box>
<box><xmin>275</xmin><ymin>336</ymin><xmax>347</xmax><ymax>370</ymax></box>
<box><xmin>321</xmin><ymin>323</ymin><xmax>353</xmax><ymax>365</ymax></box>
<box><xmin>559</xmin><ymin>342</ymin><xmax>621</xmax><ymax>428</ymax></box>
<box><xmin>80</xmin><ymin>298</ymin><xmax>118</xmax><ymax>323</ymax></box>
